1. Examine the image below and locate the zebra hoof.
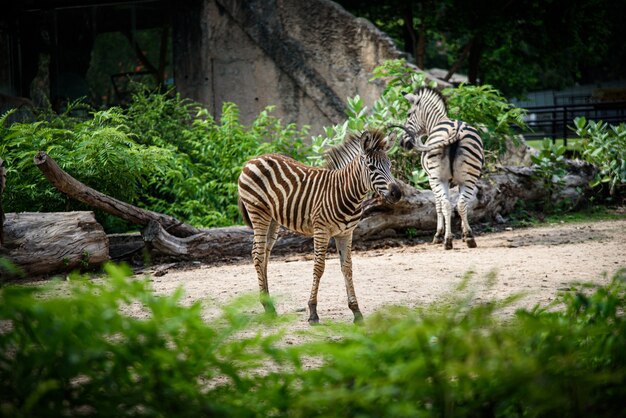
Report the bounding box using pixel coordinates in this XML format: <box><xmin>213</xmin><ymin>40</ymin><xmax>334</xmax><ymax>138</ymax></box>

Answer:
<box><xmin>353</xmin><ymin>311</ymin><xmax>364</xmax><ymax>324</ymax></box>
<box><xmin>432</xmin><ymin>236</ymin><xmax>444</xmax><ymax>245</ymax></box>
<box><xmin>466</xmin><ymin>238</ymin><xmax>477</xmax><ymax>248</ymax></box>
<box><xmin>308</xmin><ymin>317</ymin><xmax>320</xmax><ymax>325</ymax></box>
<box><xmin>444</xmin><ymin>239</ymin><xmax>453</xmax><ymax>250</ymax></box>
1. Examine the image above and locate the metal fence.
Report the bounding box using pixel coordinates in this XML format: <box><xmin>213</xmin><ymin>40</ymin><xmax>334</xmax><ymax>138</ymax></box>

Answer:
<box><xmin>521</xmin><ymin>100</ymin><xmax>626</xmax><ymax>145</ymax></box>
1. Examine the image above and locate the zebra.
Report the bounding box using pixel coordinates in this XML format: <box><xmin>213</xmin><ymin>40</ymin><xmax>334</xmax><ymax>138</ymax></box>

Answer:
<box><xmin>391</xmin><ymin>86</ymin><xmax>484</xmax><ymax>250</ymax></box>
<box><xmin>237</xmin><ymin>129</ymin><xmax>401</xmax><ymax>324</ymax></box>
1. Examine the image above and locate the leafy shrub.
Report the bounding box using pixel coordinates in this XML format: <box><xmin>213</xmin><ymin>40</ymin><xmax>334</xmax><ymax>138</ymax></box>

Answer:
<box><xmin>0</xmin><ymin>90</ymin><xmax>310</xmax><ymax>230</ymax></box>
<box><xmin>123</xmin><ymin>89</ymin><xmax>310</xmax><ymax>227</ymax></box>
<box><xmin>2</xmin><ymin>266</ymin><xmax>625</xmax><ymax>417</ymax></box>
<box><xmin>530</xmin><ymin>138</ymin><xmax>568</xmax><ymax>211</ymax></box>
<box><xmin>574</xmin><ymin>117</ymin><xmax>626</xmax><ymax>197</ymax></box>
<box><xmin>293</xmin><ymin>270</ymin><xmax>626</xmax><ymax>417</ymax></box>
<box><xmin>0</xmin><ymin>104</ymin><xmax>173</xmax><ymax>231</ymax></box>
<box><xmin>309</xmin><ymin>59</ymin><xmax>527</xmax><ymax>186</ymax></box>
<box><xmin>0</xmin><ymin>263</ymin><xmax>297</xmax><ymax>417</ymax></box>
<box><xmin>443</xmin><ymin>83</ymin><xmax>528</xmax><ymax>160</ymax></box>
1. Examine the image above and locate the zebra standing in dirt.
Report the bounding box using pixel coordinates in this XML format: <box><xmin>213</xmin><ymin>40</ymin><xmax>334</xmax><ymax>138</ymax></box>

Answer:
<box><xmin>394</xmin><ymin>86</ymin><xmax>484</xmax><ymax>250</ymax></box>
<box><xmin>238</xmin><ymin>129</ymin><xmax>402</xmax><ymax>324</ymax></box>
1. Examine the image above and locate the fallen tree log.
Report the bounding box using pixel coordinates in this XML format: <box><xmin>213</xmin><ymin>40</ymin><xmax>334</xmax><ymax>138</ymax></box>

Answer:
<box><xmin>141</xmin><ymin>220</ymin><xmax>312</xmax><ymax>260</ymax></box>
<box><xmin>35</xmin><ymin>152</ymin><xmax>596</xmax><ymax>262</ymax></box>
<box><xmin>34</xmin><ymin>151</ymin><xmax>200</xmax><ymax>237</ymax></box>
<box><xmin>0</xmin><ymin>211</ymin><xmax>109</xmax><ymax>279</ymax></box>
<box><xmin>355</xmin><ymin>160</ymin><xmax>596</xmax><ymax>240</ymax></box>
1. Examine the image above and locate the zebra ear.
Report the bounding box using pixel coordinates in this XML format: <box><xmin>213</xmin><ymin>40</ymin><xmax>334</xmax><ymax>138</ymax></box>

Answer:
<box><xmin>359</xmin><ymin>131</ymin><xmax>373</xmax><ymax>153</ymax></box>
<box><xmin>360</xmin><ymin>130</ymin><xmax>392</xmax><ymax>153</ymax></box>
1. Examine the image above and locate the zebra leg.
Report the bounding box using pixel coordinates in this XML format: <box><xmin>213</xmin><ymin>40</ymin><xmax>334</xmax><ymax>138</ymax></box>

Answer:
<box><xmin>335</xmin><ymin>233</ymin><xmax>363</xmax><ymax>323</ymax></box>
<box><xmin>263</xmin><ymin>219</ymin><xmax>280</xmax><ymax>275</ymax></box>
<box><xmin>308</xmin><ymin>232</ymin><xmax>330</xmax><ymax>324</ymax></box>
<box><xmin>432</xmin><ymin>197</ymin><xmax>445</xmax><ymax>245</ymax></box>
<box><xmin>457</xmin><ymin>184</ymin><xmax>477</xmax><ymax>248</ymax></box>
<box><xmin>251</xmin><ymin>215</ymin><xmax>277</xmax><ymax>315</ymax></box>
<box><xmin>431</xmin><ymin>178</ymin><xmax>453</xmax><ymax>249</ymax></box>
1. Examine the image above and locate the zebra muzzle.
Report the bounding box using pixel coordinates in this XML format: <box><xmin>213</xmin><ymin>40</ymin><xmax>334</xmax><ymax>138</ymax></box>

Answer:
<box><xmin>384</xmin><ymin>182</ymin><xmax>402</xmax><ymax>204</ymax></box>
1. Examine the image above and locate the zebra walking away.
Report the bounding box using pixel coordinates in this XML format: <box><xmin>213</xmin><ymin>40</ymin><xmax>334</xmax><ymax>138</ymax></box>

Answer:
<box><xmin>238</xmin><ymin>129</ymin><xmax>401</xmax><ymax>324</ymax></box>
<box><xmin>394</xmin><ymin>86</ymin><xmax>484</xmax><ymax>250</ymax></box>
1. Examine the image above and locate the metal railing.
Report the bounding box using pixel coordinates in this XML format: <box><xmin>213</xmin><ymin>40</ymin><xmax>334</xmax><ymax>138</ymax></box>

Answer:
<box><xmin>521</xmin><ymin>101</ymin><xmax>626</xmax><ymax>146</ymax></box>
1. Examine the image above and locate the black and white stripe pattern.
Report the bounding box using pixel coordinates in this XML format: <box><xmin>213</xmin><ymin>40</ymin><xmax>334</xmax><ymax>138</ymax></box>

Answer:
<box><xmin>397</xmin><ymin>87</ymin><xmax>484</xmax><ymax>250</ymax></box>
<box><xmin>238</xmin><ymin>129</ymin><xmax>401</xmax><ymax>323</ymax></box>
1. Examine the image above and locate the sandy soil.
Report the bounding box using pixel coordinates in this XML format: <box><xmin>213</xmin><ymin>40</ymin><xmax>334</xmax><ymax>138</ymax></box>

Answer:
<box><xmin>141</xmin><ymin>218</ymin><xmax>626</xmax><ymax>328</ymax></box>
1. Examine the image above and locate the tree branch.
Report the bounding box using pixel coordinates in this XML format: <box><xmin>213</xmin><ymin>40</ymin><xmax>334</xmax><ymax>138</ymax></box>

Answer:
<box><xmin>34</xmin><ymin>152</ymin><xmax>200</xmax><ymax>237</ymax></box>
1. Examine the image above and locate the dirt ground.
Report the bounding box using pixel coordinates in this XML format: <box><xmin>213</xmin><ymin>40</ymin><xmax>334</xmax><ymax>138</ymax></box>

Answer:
<box><xmin>141</xmin><ymin>218</ymin><xmax>626</xmax><ymax>328</ymax></box>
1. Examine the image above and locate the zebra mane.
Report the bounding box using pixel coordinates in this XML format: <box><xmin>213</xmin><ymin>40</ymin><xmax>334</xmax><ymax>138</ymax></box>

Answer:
<box><xmin>322</xmin><ymin>129</ymin><xmax>387</xmax><ymax>170</ymax></box>
<box><xmin>414</xmin><ymin>86</ymin><xmax>448</xmax><ymax>113</ymax></box>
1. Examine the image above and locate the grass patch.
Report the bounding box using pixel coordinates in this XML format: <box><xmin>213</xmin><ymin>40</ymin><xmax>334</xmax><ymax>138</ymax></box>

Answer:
<box><xmin>526</xmin><ymin>137</ymin><xmax>582</xmax><ymax>151</ymax></box>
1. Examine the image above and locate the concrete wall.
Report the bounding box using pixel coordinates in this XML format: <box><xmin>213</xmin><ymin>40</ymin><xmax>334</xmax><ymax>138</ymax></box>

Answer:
<box><xmin>173</xmin><ymin>0</ymin><xmax>404</xmax><ymax>136</ymax></box>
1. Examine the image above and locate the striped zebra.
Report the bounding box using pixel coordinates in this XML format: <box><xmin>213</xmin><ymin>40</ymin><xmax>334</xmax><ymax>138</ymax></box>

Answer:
<box><xmin>393</xmin><ymin>86</ymin><xmax>484</xmax><ymax>250</ymax></box>
<box><xmin>238</xmin><ymin>129</ymin><xmax>401</xmax><ymax>324</ymax></box>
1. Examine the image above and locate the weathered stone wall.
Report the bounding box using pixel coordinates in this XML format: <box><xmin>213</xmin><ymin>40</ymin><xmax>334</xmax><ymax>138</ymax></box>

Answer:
<box><xmin>173</xmin><ymin>0</ymin><xmax>404</xmax><ymax>136</ymax></box>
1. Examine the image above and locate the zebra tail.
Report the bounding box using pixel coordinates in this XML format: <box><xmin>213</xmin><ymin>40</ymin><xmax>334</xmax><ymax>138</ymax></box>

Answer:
<box><xmin>238</xmin><ymin>197</ymin><xmax>253</xmax><ymax>228</ymax></box>
<box><xmin>387</xmin><ymin>124</ymin><xmax>446</xmax><ymax>152</ymax></box>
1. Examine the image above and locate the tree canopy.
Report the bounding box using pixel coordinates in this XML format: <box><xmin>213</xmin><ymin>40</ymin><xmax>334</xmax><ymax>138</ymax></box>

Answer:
<box><xmin>336</xmin><ymin>0</ymin><xmax>625</xmax><ymax>98</ymax></box>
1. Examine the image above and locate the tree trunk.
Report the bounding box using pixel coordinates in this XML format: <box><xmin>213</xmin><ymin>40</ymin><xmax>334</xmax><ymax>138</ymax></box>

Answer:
<box><xmin>444</xmin><ymin>41</ymin><xmax>472</xmax><ymax>82</ymax></box>
<box><xmin>34</xmin><ymin>151</ymin><xmax>200</xmax><ymax>237</ymax></box>
<box><xmin>467</xmin><ymin>35</ymin><xmax>482</xmax><ymax>84</ymax></box>
<box><xmin>0</xmin><ymin>211</ymin><xmax>109</xmax><ymax>279</ymax></box>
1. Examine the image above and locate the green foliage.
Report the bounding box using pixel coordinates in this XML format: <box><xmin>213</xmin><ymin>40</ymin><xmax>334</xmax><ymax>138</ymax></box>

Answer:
<box><xmin>2</xmin><ymin>265</ymin><xmax>626</xmax><ymax>417</ymax></box>
<box><xmin>122</xmin><ymin>89</ymin><xmax>310</xmax><ymax>227</ymax></box>
<box><xmin>0</xmin><ymin>103</ymin><xmax>172</xmax><ymax>229</ymax></box>
<box><xmin>575</xmin><ymin>117</ymin><xmax>626</xmax><ymax>197</ymax></box>
<box><xmin>0</xmin><ymin>263</ymin><xmax>298</xmax><ymax>417</ymax></box>
<box><xmin>336</xmin><ymin>0</ymin><xmax>623</xmax><ymax>98</ymax></box>
<box><xmin>293</xmin><ymin>270</ymin><xmax>626</xmax><ymax>417</ymax></box>
<box><xmin>310</xmin><ymin>60</ymin><xmax>527</xmax><ymax>184</ymax></box>
<box><xmin>530</xmin><ymin>138</ymin><xmax>568</xmax><ymax>211</ymax></box>
<box><xmin>443</xmin><ymin>83</ymin><xmax>528</xmax><ymax>161</ymax></box>
<box><xmin>0</xmin><ymin>89</ymin><xmax>310</xmax><ymax>230</ymax></box>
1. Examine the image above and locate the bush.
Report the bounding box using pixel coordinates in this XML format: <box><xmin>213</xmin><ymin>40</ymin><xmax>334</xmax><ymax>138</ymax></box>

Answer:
<box><xmin>443</xmin><ymin>83</ymin><xmax>528</xmax><ymax>160</ymax></box>
<box><xmin>2</xmin><ymin>266</ymin><xmax>625</xmax><ymax>417</ymax></box>
<box><xmin>293</xmin><ymin>270</ymin><xmax>626</xmax><ymax>417</ymax></box>
<box><xmin>574</xmin><ymin>117</ymin><xmax>626</xmax><ymax>198</ymax></box>
<box><xmin>309</xmin><ymin>59</ymin><xmax>528</xmax><ymax>187</ymax></box>
<box><xmin>122</xmin><ymin>89</ymin><xmax>310</xmax><ymax>227</ymax></box>
<box><xmin>0</xmin><ymin>90</ymin><xmax>310</xmax><ymax>230</ymax></box>
<box><xmin>529</xmin><ymin>138</ymin><xmax>568</xmax><ymax>211</ymax></box>
<box><xmin>0</xmin><ymin>264</ymin><xmax>297</xmax><ymax>417</ymax></box>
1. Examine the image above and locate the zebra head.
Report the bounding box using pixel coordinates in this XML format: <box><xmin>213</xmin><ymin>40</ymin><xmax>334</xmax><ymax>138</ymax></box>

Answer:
<box><xmin>359</xmin><ymin>129</ymin><xmax>402</xmax><ymax>204</ymax></box>
<box><xmin>397</xmin><ymin>87</ymin><xmax>448</xmax><ymax>150</ymax></box>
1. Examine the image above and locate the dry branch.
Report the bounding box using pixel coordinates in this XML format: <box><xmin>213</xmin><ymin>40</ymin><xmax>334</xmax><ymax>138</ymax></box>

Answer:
<box><xmin>34</xmin><ymin>151</ymin><xmax>200</xmax><ymax>237</ymax></box>
<box><xmin>142</xmin><ymin>220</ymin><xmax>312</xmax><ymax>260</ymax></box>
